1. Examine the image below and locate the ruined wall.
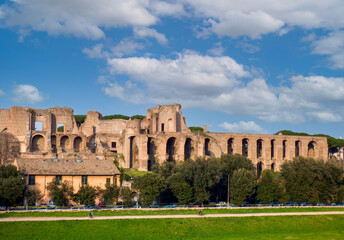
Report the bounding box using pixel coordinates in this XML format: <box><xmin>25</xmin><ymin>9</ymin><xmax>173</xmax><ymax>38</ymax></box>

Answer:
<box><xmin>3</xmin><ymin>104</ymin><xmax>329</xmax><ymax>172</ymax></box>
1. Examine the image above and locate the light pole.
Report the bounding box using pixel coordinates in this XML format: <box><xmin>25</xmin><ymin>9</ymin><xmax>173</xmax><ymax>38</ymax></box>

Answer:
<box><xmin>227</xmin><ymin>174</ymin><xmax>230</xmax><ymax>207</ymax></box>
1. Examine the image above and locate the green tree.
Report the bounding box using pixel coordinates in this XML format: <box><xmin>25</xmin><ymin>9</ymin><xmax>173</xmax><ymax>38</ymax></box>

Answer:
<box><xmin>0</xmin><ymin>165</ymin><xmax>26</xmax><ymax>209</ymax></box>
<box><xmin>120</xmin><ymin>187</ymin><xmax>134</xmax><ymax>206</ymax></box>
<box><xmin>102</xmin><ymin>183</ymin><xmax>120</xmax><ymax>205</ymax></box>
<box><xmin>220</xmin><ymin>154</ymin><xmax>255</xmax><ymax>203</ymax></box>
<box><xmin>76</xmin><ymin>185</ymin><xmax>99</xmax><ymax>206</ymax></box>
<box><xmin>230</xmin><ymin>168</ymin><xmax>256</xmax><ymax>206</ymax></box>
<box><xmin>25</xmin><ymin>187</ymin><xmax>43</xmax><ymax>206</ymax></box>
<box><xmin>132</xmin><ymin>173</ymin><xmax>167</xmax><ymax>206</ymax></box>
<box><xmin>257</xmin><ymin>170</ymin><xmax>283</xmax><ymax>203</ymax></box>
<box><xmin>168</xmin><ymin>172</ymin><xmax>193</xmax><ymax>204</ymax></box>
<box><xmin>281</xmin><ymin>157</ymin><xmax>344</xmax><ymax>204</ymax></box>
<box><xmin>46</xmin><ymin>178</ymin><xmax>72</xmax><ymax>206</ymax></box>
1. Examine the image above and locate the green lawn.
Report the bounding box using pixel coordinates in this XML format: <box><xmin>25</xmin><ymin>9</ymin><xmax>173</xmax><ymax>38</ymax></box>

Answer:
<box><xmin>0</xmin><ymin>207</ymin><xmax>344</xmax><ymax>218</ymax></box>
<box><xmin>1</xmin><ymin>215</ymin><xmax>344</xmax><ymax>239</ymax></box>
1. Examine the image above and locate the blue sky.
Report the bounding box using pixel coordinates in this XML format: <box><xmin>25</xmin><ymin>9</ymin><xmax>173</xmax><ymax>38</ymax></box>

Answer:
<box><xmin>1</xmin><ymin>0</ymin><xmax>344</xmax><ymax>138</ymax></box>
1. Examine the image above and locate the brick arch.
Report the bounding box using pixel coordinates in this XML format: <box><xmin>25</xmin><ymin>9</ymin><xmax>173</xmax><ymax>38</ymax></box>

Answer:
<box><xmin>31</xmin><ymin>134</ymin><xmax>45</xmax><ymax>152</ymax></box>
<box><xmin>60</xmin><ymin>135</ymin><xmax>70</xmax><ymax>152</ymax></box>
<box><xmin>73</xmin><ymin>136</ymin><xmax>83</xmax><ymax>152</ymax></box>
<box><xmin>227</xmin><ymin>138</ymin><xmax>234</xmax><ymax>154</ymax></box>
<box><xmin>257</xmin><ymin>139</ymin><xmax>263</xmax><ymax>158</ymax></box>
<box><xmin>242</xmin><ymin>138</ymin><xmax>249</xmax><ymax>157</ymax></box>
<box><xmin>308</xmin><ymin>141</ymin><xmax>317</xmax><ymax>158</ymax></box>
<box><xmin>184</xmin><ymin>137</ymin><xmax>194</xmax><ymax>161</ymax></box>
<box><xmin>166</xmin><ymin>137</ymin><xmax>176</xmax><ymax>162</ymax></box>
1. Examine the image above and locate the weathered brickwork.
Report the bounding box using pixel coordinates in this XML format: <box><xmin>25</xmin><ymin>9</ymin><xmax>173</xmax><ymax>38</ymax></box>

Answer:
<box><xmin>0</xmin><ymin>104</ymin><xmax>328</xmax><ymax>172</ymax></box>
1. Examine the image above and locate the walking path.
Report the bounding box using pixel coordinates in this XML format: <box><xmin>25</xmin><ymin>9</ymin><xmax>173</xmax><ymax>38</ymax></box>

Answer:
<box><xmin>1</xmin><ymin>211</ymin><xmax>344</xmax><ymax>222</ymax></box>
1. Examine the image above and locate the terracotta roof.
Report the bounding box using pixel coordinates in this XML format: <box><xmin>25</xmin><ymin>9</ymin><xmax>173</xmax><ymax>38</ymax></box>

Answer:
<box><xmin>15</xmin><ymin>158</ymin><xmax>120</xmax><ymax>176</ymax></box>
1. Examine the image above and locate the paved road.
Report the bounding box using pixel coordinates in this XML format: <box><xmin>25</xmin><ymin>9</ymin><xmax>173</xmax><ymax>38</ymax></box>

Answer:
<box><xmin>1</xmin><ymin>211</ymin><xmax>344</xmax><ymax>222</ymax></box>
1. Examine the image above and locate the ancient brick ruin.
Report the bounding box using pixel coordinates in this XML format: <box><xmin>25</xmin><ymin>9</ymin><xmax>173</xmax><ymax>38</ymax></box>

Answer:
<box><xmin>0</xmin><ymin>104</ymin><xmax>328</xmax><ymax>174</ymax></box>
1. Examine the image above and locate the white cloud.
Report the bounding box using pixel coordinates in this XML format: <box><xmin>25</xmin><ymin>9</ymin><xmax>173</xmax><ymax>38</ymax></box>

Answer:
<box><xmin>12</xmin><ymin>84</ymin><xmax>43</xmax><ymax>104</ymax></box>
<box><xmin>1</xmin><ymin>0</ymin><xmax>157</xmax><ymax>39</ymax></box>
<box><xmin>150</xmin><ymin>1</ymin><xmax>186</xmax><ymax>16</ymax></box>
<box><xmin>83</xmin><ymin>40</ymin><xmax>145</xmax><ymax>59</ymax></box>
<box><xmin>208</xmin><ymin>10</ymin><xmax>284</xmax><ymax>39</ymax></box>
<box><xmin>133</xmin><ymin>27</ymin><xmax>168</xmax><ymax>45</ymax></box>
<box><xmin>207</xmin><ymin>42</ymin><xmax>225</xmax><ymax>56</ymax></box>
<box><xmin>311</xmin><ymin>31</ymin><xmax>344</xmax><ymax>69</ymax></box>
<box><xmin>83</xmin><ymin>44</ymin><xmax>106</xmax><ymax>59</ymax></box>
<box><xmin>181</xmin><ymin>0</ymin><xmax>344</xmax><ymax>38</ymax></box>
<box><xmin>219</xmin><ymin>121</ymin><xmax>267</xmax><ymax>134</ymax></box>
<box><xmin>0</xmin><ymin>89</ymin><xmax>5</xmax><ymax>96</ymax></box>
<box><xmin>111</xmin><ymin>39</ymin><xmax>144</xmax><ymax>57</ymax></box>
<box><xmin>102</xmin><ymin>51</ymin><xmax>344</xmax><ymax>124</ymax></box>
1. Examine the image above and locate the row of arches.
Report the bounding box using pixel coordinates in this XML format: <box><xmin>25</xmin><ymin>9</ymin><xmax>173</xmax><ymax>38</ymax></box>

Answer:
<box><xmin>227</xmin><ymin>138</ymin><xmax>317</xmax><ymax>159</ymax></box>
<box><xmin>31</xmin><ymin>134</ymin><xmax>84</xmax><ymax>153</ymax></box>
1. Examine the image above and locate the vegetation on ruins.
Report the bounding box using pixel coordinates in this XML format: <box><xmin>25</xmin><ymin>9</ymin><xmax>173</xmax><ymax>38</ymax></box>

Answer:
<box><xmin>0</xmin><ymin>165</ymin><xmax>26</xmax><ymax>209</ymax></box>
<box><xmin>275</xmin><ymin>130</ymin><xmax>344</xmax><ymax>153</ymax></box>
<box><xmin>73</xmin><ymin>114</ymin><xmax>146</xmax><ymax>125</ymax></box>
<box><xmin>189</xmin><ymin>126</ymin><xmax>203</xmax><ymax>133</ymax></box>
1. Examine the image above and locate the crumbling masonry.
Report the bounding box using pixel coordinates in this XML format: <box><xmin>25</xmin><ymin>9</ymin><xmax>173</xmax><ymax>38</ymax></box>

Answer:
<box><xmin>0</xmin><ymin>104</ymin><xmax>328</xmax><ymax>175</ymax></box>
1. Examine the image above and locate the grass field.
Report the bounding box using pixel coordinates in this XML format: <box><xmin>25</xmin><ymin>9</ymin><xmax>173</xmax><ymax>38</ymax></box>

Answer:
<box><xmin>1</xmin><ymin>215</ymin><xmax>344</xmax><ymax>239</ymax></box>
<box><xmin>1</xmin><ymin>207</ymin><xmax>344</xmax><ymax>218</ymax></box>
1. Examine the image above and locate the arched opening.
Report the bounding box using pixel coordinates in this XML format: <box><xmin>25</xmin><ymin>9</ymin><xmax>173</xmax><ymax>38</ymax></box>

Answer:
<box><xmin>204</xmin><ymin>138</ymin><xmax>210</xmax><ymax>156</ymax></box>
<box><xmin>130</xmin><ymin>136</ymin><xmax>139</xmax><ymax>168</ymax></box>
<box><xmin>60</xmin><ymin>136</ymin><xmax>70</xmax><ymax>152</ymax></box>
<box><xmin>168</xmin><ymin>118</ymin><xmax>173</xmax><ymax>132</ymax></box>
<box><xmin>147</xmin><ymin>137</ymin><xmax>156</xmax><ymax>171</ymax></box>
<box><xmin>271</xmin><ymin>139</ymin><xmax>275</xmax><ymax>159</ymax></box>
<box><xmin>32</xmin><ymin>135</ymin><xmax>45</xmax><ymax>152</ymax></box>
<box><xmin>227</xmin><ymin>138</ymin><xmax>234</xmax><ymax>154</ymax></box>
<box><xmin>271</xmin><ymin>163</ymin><xmax>275</xmax><ymax>171</ymax></box>
<box><xmin>184</xmin><ymin>138</ymin><xmax>192</xmax><ymax>161</ymax></box>
<box><xmin>51</xmin><ymin>135</ymin><xmax>57</xmax><ymax>153</ymax></box>
<box><xmin>295</xmin><ymin>140</ymin><xmax>301</xmax><ymax>157</ymax></box>
<box><xmin>242</xmin><ymin>138</ymin><xmax>248</xmax><ymax>157</ymax></box>
<box><xmin>257</xmin><ymin>161</ymin><xmax>263</xmax><ymax>178</ymax></box>
<box><xmin>257</xmin><ymin>139</ymin><xmax>263</xmax><ymax>158</ymax></box>
<box><xmin>308</xmin><ymin>141</ymin><xmax>316</xmax><ymax>158</ymax></box>
<box><xmin>283</xmin><ymin>140</ymin><xmax>287</xmax><ymax>159</ymax></box>
<box><xmin>74</xmin><ymin>137</ymin><xmax>82</xmax><ymax>152</ymax></box>
<box><xmin>166</xmin><ymin>137</ymin><xmax>176</xmax><ymax>162</ymax></box>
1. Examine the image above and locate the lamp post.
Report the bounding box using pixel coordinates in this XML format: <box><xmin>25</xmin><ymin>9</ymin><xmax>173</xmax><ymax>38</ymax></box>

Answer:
<box><xmin>227</xmin><ymin>174</ymin><xmax>230</xmax><ymax>208</ymax></box>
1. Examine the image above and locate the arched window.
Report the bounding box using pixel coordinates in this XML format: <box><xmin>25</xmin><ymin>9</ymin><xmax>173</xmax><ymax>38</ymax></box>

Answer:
<box><xmin>257</xmin><ymin>139</ymin><xmax>263</xmax><ymax>158</ymax></box>
<box><xmin>32</xmin><ymin>135</ymin><xmax>45</xmax><ymax>152</ymax></box>
<box><xmin>166</xmin><ymin>137</ymin><xmax>176</xmax><ymax>162</ymax></box>
<box><xmin>227</xmin><ymin>138</ymin><xmax>234</xmax><ymax>154</ymax></box>
<box><xmin>242</xmin><ymin>138</ymin><xmax>248</xmax><ymax>157</ymax></box>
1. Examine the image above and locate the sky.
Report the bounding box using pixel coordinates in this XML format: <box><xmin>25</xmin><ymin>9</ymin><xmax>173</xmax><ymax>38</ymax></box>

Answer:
<box><xmin>1</xmin><ymin>0</ymin><xmax>344</xmax><ymax>138</ymax></box>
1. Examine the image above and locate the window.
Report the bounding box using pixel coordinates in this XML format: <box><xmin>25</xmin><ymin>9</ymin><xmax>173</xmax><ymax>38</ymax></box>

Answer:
<box><xmin>82</xmin><ymin>175</ymin><xmax>88</xmax><ymax>185</ymax></box>
<box><xmin>161</xmin><ymin>123</ymin><xmax>164</xmax><ymax>132</ymax></box>
<box><xmin>56</xmin><ymin>175</ymin><xmax>62</xmax><ymax>185</ymax></box>
<box><xmin>106</xmin><ymin>178</ymin><xmax>111</xmax><ymax>185</ymax></box>
<box><xmin>28</xmin><ymin>175</ymin><xmax>35</xmax><ymax>185</ymax></box>
<box><xmin>35</xmin><ymin>121</ymin><xmax>43</xmax><ymax>131</ymax></box>
<box><xmin>111</xmin><ymin>142</ymin><xmax>117</xmax><ymax>148</ymax></box>
<box><xmin>57</xmin><ymin>123</ymin><xmax>64</xmax><ymax>132</ymax></box>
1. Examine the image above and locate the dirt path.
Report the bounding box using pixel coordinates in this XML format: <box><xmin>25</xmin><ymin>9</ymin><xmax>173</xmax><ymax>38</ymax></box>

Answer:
<box><xmin>1</xmin><ymin>211</ymin><xmax>344</xmax><ymax>222</ymax></box>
